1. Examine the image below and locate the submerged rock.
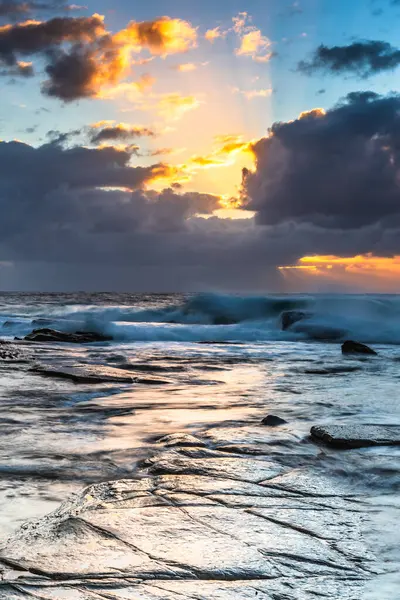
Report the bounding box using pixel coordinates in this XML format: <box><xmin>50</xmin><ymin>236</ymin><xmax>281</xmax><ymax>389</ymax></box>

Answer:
<box><xmin>0</xmin><ymin>340</ymin><xmax>27</xmax><ymax>362</ymax></box>
<box><xmin>31</xmin><ymin>364</ymin><xmax>137</xmax><ymax>384</ymax></box>
<box><xmin>156</xmin><ymin>433</ymin><xmax>206</xmax><ymax>447</ymax></box>
<box><xmin>261</xmin><ymin>415</ymin><xmax>288</xmax><ymax>427</ymax></box>
<box><xmin>341</xmin><ymin>340</ymin><xmax>377</xmax><ymax>355</ymax></box>
<box><xmin>23</xmin><ymin>328</ymin><xmax>111</xmax><ymax>344</ymax></box>
<box><xmin>281</xmin><ymin>310</ymin><xmax>310</xmax><ymax>330</ymax></box>
<box><xmin>311</xmin><ymin>424</ymin><xmax>400</xmax><ymax>449</ymax></box>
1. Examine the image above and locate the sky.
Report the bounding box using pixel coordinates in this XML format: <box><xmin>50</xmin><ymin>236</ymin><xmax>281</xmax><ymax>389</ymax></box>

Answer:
<box><xmin>1</xmin><ymin>0</ymin><xmax>400</xmax><ymax>291</ymax></box>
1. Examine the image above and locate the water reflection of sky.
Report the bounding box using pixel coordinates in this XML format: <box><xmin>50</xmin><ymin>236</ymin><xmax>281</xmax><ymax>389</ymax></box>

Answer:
<box><xmin>0</xmin><ymin>339</ymin><xmax>400</xmax><ymax>536</ymax></box>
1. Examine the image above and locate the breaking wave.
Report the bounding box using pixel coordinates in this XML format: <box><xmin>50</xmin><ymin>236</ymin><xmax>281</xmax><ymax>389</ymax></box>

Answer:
<box><xmin>1</xmin><ymin>292</ymin><xmax>400</xmax><ymax>345</ymax></box>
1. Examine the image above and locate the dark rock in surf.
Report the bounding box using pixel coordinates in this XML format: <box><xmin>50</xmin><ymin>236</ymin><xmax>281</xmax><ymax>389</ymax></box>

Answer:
<box><xmin>23</xmin><ymin>328</ymin><xmax>111</xmax><ymax>344</ymax></box>
<box><xmin>341</xmin><ymin>340</ymin><xmax>377</xmax><ymax>356</ymax></box>
<box><xmin>31</xmin><ymin>318</ymin><xmax>54</xmax><ymax>326</ymax></box>
<box><xmin>213</xmin><ymin>316</ymin><xmax>237</xmax><ymax>325</ymax></box>
<box><xmin>281</xmin><ymin>310</ymin><xmax>310</xmax><ymax>330</ymax></box>
<box><xmin>311</xmin><ymin>424</ymin><xmax>400</xmax><ymax>448</ymax></box>
<box><xmin>2</xmin><ymin>320</ymin><xmax>15</xmax><ymax>328</ymax></box>
<box><xmin>261</xmin><ymin>415</ymin><xmax>288</xmax><ymax>427</ymax></box>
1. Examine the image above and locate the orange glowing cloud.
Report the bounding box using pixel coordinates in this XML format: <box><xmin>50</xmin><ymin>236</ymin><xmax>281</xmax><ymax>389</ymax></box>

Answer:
<box><xmin>299</xmin><ymin>108</ymin><xmax>326</xmax><ymax>119</ymax></box>
<box><xmin>173</xmin><ymin>61</ymin><xmax>208</xmax><ymax>72</ymax></box>
<box><xmin>156</xmin><ymin>93</ymin><xmax>201</xmax><ymax>120</ymax></box>
<box><xmin>175</xmin><ymin>62</ymin><xmax>197</xmax><ymax>72</ymax></box>
<box><xmin>96</xmin><ymin>74</ymin><xmax>156</xmax><ymax>100</ymax></box>
<box><xmin>279</xmin><ymin>254</ymin><xmax>400</xmax><ymax>290</ymax></box>
<box><xmin>236</xmin><ymin>30</ymin><xmax>272</xmax><ymax>61</ymax></box>
<box><xmin>233</xmin><ymin>12</ymin><xmax>273</xmax><ymax>62</ymax></box>
<box><xmin>113</xmin><ymin>17</ymin><xmax>197</xmax><ymax>56</ymax></box>
<box><xmin>0</xmin><ymin>14</ymin><xmax>197</xmax><ymax>101</ymax></box>
<box><xmin>187</xmin><ymin>135</ymin><xmax>255</xmax><ymax>172</ymax></box>
<box><xmin>233</xmin><ymin>87</ymin><xmax>273</xmax><ymax>100</ymax></box>
<box><xmin>205</xmin><ymin>26</ymin><xmax>225</xmax><ymax>42</ymax></box>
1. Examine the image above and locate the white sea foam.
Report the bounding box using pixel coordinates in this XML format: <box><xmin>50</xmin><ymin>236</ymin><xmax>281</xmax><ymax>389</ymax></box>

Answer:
<box><xmin>1</xmin><ymin>292</ymin><xmax>400</xmax><ymax>344</ymax></box>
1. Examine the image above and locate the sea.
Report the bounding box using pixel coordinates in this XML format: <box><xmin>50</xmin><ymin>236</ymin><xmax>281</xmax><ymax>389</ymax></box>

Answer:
<box><xmin>0</xmin><ymin>291</ymin><xmax>399</xmax><ymax>593</ymax></box>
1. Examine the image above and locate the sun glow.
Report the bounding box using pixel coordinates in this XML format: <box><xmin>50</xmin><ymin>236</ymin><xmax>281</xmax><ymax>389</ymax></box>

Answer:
<box><xmin>279</xmin><ymin>254</ymin><xmax>400</xmax><ymax>291</ymax></box>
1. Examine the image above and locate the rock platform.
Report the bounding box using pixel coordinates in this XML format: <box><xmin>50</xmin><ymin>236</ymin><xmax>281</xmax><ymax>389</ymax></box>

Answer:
<box><xmin>0</xmin><ymin>423</ymin><xmax>392</xmax><ymax>599</ymax></box>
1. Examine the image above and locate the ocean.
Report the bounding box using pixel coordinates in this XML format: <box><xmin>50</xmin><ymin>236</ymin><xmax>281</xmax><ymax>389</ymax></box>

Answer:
<box><xmin>0</xmin><ymin>291</ymin><xmax>399</xmax><ymax>595</ymax></box>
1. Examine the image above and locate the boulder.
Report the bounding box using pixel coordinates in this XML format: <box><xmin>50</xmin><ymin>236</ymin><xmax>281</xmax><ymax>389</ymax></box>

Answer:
<box><xmin>23</xmin><ymin>328</ymin><xmax>111</xmax><ymax>344</ymax></box>
<box><xmin>261</xmin><ymin>415</ymin><xmax>288</xmax><ymax>427</ymax></box>
<box><xmin>341</xmin><ymin>340</ymin><xmax>377</xmax><ymax>356</ymax></box>
<box><xmin>281</xmin><ymin>310</ymin><xmax>310</xmax><ymax>330</ymax></box>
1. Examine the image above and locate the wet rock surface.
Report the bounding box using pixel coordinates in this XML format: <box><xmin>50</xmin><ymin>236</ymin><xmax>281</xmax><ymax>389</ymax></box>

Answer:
<box><xmin>261</xmin><ymin>414</ymin><xmax>288</xmax><ymax>426</ymax></box>
<box><xmin>30</xmin><ymin>364</ymin><xmax>138</xmax><ymax>384</ymax></box>
<box><xmin>311</xmin><ymin>424</ymin><xmax>400</xmax><ymax>448</ymax></box>
<box><xmin>23</xmin><ymin>329</ymin><xmax>112</xmax><ymax>344</ymax></box>
<box><xmin>0</xmin><ymin>422</ymin><xmax>388</xmax><ymax>598</ymax></box>
<box><xmin>280</xmin><ymin>310</ymin><xmax>310</xmax><ymax>330</ymax></box>
<box><xmin>0</xmin><ymin>341</ymin><xmax>27</xmax><ymax>362</ymax></box>
<box><xmin>342</xmin><ymin>340</ymin><xmax>377</xmax><ymax>355</ymax></box>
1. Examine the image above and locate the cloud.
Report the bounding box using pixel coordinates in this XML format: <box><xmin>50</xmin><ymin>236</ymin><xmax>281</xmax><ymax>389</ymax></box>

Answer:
<box><xmin>89</xmin><ymin>122</ymin><xmax>156</xmax><ymax>144</ymax></box>
<box><xmin>113</xmin><ymin>17</ymin><xmax>197</xmax><ymax>55</ymax></box>
<box><xmin>233</xmin><ymin>12</ymin><xmax>273</xmax><ymax>62</ymax></box>
<box><xmin>205</xmin><ymin>26</ymin><xmax>224</xmax><ymax>42</ymax></box>
<box><xmin>156</xmin><ymin>93</ymin><xmax>201</xmax><ymax>120</ymax></box>
<box><xmin>0</xmin><ymin>57</ymin><xmax>32</xmax><ymax>75</ymax></box>
<box><xmin>96</xmin><ymin>74</ymin><xmax>156</xmax><ymax>100</ymax></box>
<box><xmin>188</xmin><ymin>134</ymin><xmax>254</xmax><ymax>171</ymax></box>
<box><xmin>204</xmin><ymin>13</ymin><xmax>274</xmax><ymax>62</ymax></box>
<box><xmin>298</xmin><ymin>40</ymin><xmax>400</xmax><ymax>77</ymax></box>
<box><xmin>173</xmin><ymin>61</ymin><xmax>208</xmax><ymax>72</ymax></box>
<box><xmin>2</xmin><ymin>121</ymin><xmax>400</xmax><ymax>290</ymax></box>
<box><xmin>236</xmin><ymin>30</ymin><xmax>273</xmax><ymax>62</ymax></box>
<box><xmin>233</xmin><ymin>87</ymin><xmax>272</xmax><ymax>100</ymax></box>
<box><xmin>174</xmin><ymin>62</ymin><xmax>196</xmax><ymax>72</ymax></box>
<box><xmin>0</xmin><ymin>14</ymin><xmax>197</xmax><ymax>100</ymax></box>
<box><xmin>0</xmin><ymin>1</ymin><xmax>83</xmax><ymax>19</ymax></box>
<box><xmin>0</xmin><ymin>138</ymin><xmax>176</xmax><ymax>195</ymax></box>
<box><xmin>242</xmin><ymin>91</ymin><xmax>400</xmax><ymax>229</ymax></box>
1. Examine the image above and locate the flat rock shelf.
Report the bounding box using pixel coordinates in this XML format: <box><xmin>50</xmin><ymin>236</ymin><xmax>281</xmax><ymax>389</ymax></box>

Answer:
<box><xmin>0</xmin><ymin>423</ymin><xmax>392</xmax><ymax>599</ymax></box>
<box><xmin>311</xmin><ymin>424</ymin><xmax>400</xmax><ymax>449</ymax></box>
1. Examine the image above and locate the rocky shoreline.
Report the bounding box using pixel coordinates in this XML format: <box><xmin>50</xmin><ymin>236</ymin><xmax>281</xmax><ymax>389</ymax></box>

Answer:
<box><xmin>0</xmin><ymin>417</ymin><xmax>396</xmax><ymax>599</ymax></box>
<box><xmin>0</xmin><ymin>330</ymin><xmax>397</xmax><ymax>598</ymax></box>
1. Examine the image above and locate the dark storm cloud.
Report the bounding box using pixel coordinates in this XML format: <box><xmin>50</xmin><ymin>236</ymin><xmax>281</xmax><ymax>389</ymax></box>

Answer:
<box><xmin>3</xmin><ymin>90</ymin><xmax>400</xmax><ymax>290</ymax></box>
<box><xmin>0</xmin><ymin>59</ymin><xmax>33</xmax><ymax>76</ymax></box>
<box><xmin>89</xmin><ymin>124</ymin><xmax>156</xmax><ymax>145</ymax></box>
<box><xmin>42</xmin><ymin>44</ymin><xmax>105</xmax><ymax>100</ymax></box>
<box><xmin>0</xmin><ymin>1</ymin><xmax>80</xmax><ymax>19</ymax></box>
<box><xmin>298</xmin><ymin>40</ymin><xmax>400</xmax><ymax>77</ymax></box>
<box><xmin>0</xmin><ymin>15</ymin><xmax>103</xmax><ymax>67</ymax></box>
<box><xmin>0</xmin><ymin>14</ymin><xmax>197</xmax><ymax>97</ymax></box>
<box><xmin>0</xmin><ymin>139</ymin><xmax>174</xmax><ymax>194</ymax></box>
<box><xmin>243</xmin><ymin>92</ymin><xmax>400</xmax><ymax>229</ymax></box>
